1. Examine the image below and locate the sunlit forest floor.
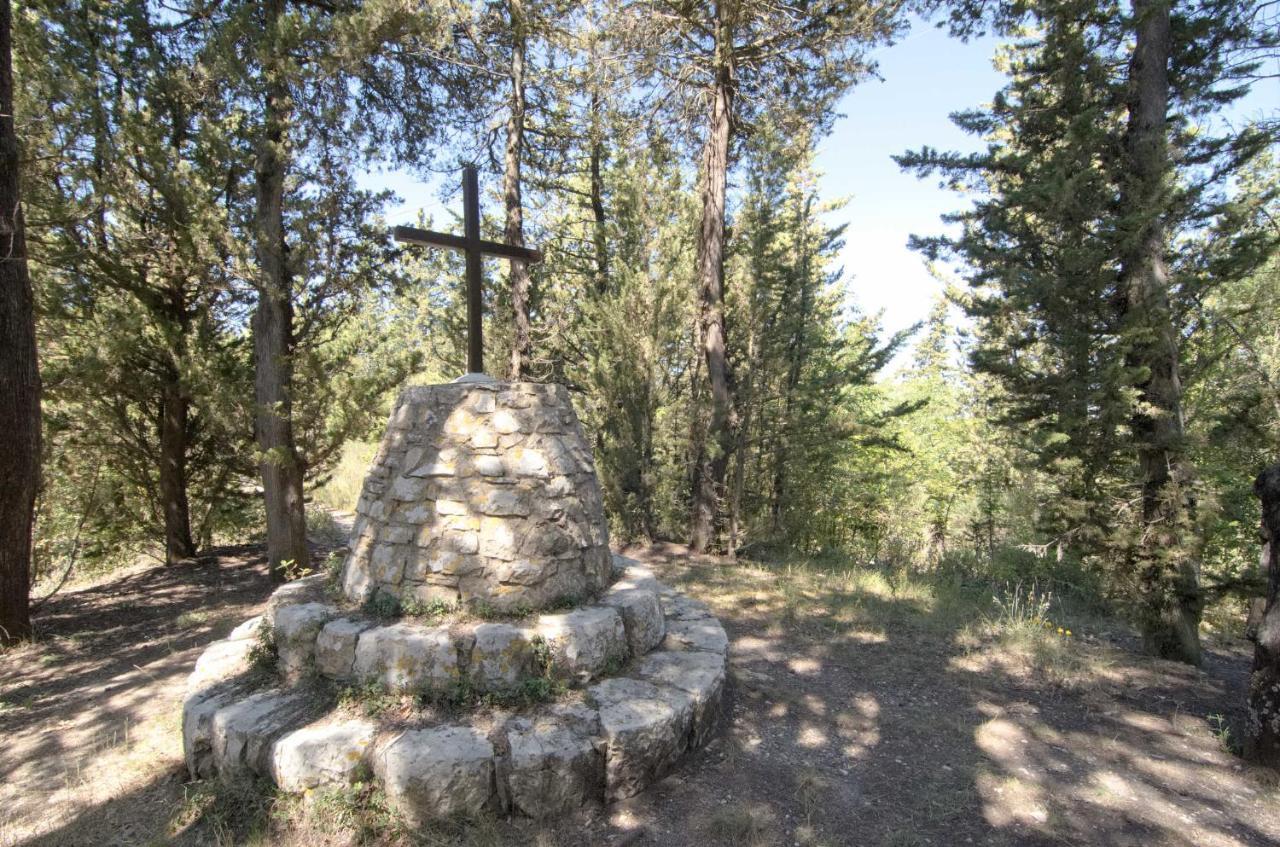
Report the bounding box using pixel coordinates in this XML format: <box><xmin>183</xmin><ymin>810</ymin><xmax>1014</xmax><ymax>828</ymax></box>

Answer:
<box><xmin>3</xmin><ymin>533</ymin><xmax>1279</xmax><ymax>847</ymax></box>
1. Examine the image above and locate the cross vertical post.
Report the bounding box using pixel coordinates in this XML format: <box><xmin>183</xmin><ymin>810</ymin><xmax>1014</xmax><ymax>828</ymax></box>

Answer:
<box><xmin>462</xmin><ymin>165</ymin><xmax>484</xmax><ymax>374</ymax></box>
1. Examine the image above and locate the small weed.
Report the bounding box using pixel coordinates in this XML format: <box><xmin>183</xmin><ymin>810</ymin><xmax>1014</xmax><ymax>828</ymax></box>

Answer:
<box><xmin>364</xmin><ymin>590</ymin><xmax>403</xmax><ymax>621</ymax></box>
<box><xmin>338</xmin><ymin>680</ymin><xmax>401</xmax><ymax>718</ymax></box>
<box><xmin>246</xmin><ymin>621</ymin><xmax>278</xmax><ymax>681</ymax></box>
<box><xmin>1208</xmin><ymin>713</ymin><xmax>1242</xmax><ymax>756</ymax></box>
<box><xmin>168</xmin><ymin>775</ymin><xmax>277</xmax><ymax>845</ymax></box>
<box><xmin>705</xmin><ymin>801</ymin><xmax>773</xmax><ymax>846</ymax></box>
<box><xmin>417</xmin><ymin>674</ymin><xmax>566</xmax><ymax>714</ymax></box>
<box><xmin>323</xmin><ymin>551</ymin><xmax>345</xmax><ymax>594</ymax></box>
<box><xmin>402</xmin><ymin>596</ymin><xmax>459</xmax><ymax>621</ymax></box>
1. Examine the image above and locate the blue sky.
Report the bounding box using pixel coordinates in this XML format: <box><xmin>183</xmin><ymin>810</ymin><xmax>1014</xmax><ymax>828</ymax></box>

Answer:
<box><xmin>815</xmin><ymin>20</ymin><xmax>1003</xmax><ymax>351</ymax></box>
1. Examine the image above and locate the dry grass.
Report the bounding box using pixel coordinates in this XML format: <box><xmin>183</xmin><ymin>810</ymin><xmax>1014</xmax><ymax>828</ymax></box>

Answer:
<box><xmin>5</xmin><ymin>542</ymin><xmax>1280</xmax><ymax>847</ymax></box>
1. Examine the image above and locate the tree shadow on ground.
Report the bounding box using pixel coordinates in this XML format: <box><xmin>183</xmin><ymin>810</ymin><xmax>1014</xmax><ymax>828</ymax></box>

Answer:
<box><xmin>5</xmin><ymin>542</ymin><xmax>1280</xmax><ymax>847</ymax></box>
<box><xmin>0</xmin><ymin>540</ymin><xmax>340</xmax><ymax>846</ymax></box>
<box><xmin>577</xmin><ymin>545</ymin><xmax>1280</xmax><ymax>847</ymax></box>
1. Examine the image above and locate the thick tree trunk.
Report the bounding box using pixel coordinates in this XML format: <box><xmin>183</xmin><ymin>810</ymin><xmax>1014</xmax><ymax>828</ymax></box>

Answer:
<box><xmin>1121</xmin><ymin>0</ymin><xmax>1201</xmax><ymax>664</ymax></box>
<box><xmin>689</xmin><ymin>34</ymin><xmax>735</xmax><ymax>555</ymax></box>
<box><xmin>254</xmin><ymin>0</ymin><xmax>309</xmax><ymax>580</ymax></box>
<box><xmin>1247</xmin><ymin>465</ymin><xmax>1280</xmax><ymax>765</ymax></box>
<box><xmin>0</xmin><ymin>0</ymin><xmax>37</xmax><ymax>645</ymax></box>
<box><xmin>505</xmin><ymin>0</ymin><xmax>532</xmax><ymax>380</ymax></box>
<box><xmin>158</xmin><ymin>363</ymin><xmax>196</xmax><ymax>564</ymax></box>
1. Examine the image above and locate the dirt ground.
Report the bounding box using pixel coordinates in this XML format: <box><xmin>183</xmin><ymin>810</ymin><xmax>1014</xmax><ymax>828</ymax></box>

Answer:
<box><xmin>2</xmin><ymin>540</ymin><xmax>1278</xmax><ymax>847</ymax></box>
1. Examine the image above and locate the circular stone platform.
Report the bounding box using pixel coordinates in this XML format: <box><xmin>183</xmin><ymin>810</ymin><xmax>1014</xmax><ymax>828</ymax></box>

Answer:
<box><xmin>341</xmin><ymin>381</ymin><xmax>611</xmax><ymax>613</ymax></box>
<box><xmin>181</xmin><ymin>555</ymin><xmax>728</xmax><ymax>821</ymax></box>
<box><xmin>184</xmin><ymin>380</ymin><xmax>727</xmax><ymax>821</ymax></box>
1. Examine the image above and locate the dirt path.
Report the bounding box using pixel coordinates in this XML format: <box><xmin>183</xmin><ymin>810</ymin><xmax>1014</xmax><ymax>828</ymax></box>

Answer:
<box><xmin>1</xmin><ymin>543</ymin><xmax>1277</xmax><ymax>847</ymax></box>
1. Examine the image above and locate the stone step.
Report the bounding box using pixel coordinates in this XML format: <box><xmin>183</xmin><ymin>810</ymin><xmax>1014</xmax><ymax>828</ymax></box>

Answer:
<box><xmin>184</xmin><ymin>559</ymin><xmax>729</xmax><ymax>822</ymax></box>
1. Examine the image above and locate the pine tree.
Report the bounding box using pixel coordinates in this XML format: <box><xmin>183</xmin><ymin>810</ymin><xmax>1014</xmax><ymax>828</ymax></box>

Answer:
<box><xmin>0</xmin><ymin>0</ymin><xmax>37</xmax><ymax>644</ymax></box>
<box><xmin>620</xmin><ymin>0</ymin><xmax>907</xmax><ymax>552</ymax></box>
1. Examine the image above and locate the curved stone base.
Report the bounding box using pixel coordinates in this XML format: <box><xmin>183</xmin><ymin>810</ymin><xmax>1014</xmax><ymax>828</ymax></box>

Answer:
<box><xmin>182</xmin><ymin>555</ymin><xmax>728</xmax><ymax>821</ymax></box>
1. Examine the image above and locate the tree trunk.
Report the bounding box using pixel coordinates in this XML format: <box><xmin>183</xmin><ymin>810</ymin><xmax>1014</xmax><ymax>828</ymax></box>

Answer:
<box><xmin>0</xmin><ymin>0</ymin><xmax>38</xmax><ymax>645</ymax></box>
<box><xmin>158</xmin><ymin>362</ymin><xmax>196</xmax><ymax>564</ymax></box>
<box><xmin>1247</xmin><ymin>464</ymin><xmax>1280</xmax><ymax>765</ymax></box>
<box><xmin>1121</xmin><ymin>0</ymin><xmax>1201</xmax><ymax>665</ymax></box>
<box><xmin>505</xmin><ymin>0</ymin><xmax>532</xmax><ymax>381</ymax></box>
<box><xmin>254</xmin><ymin>0</ymin><xmax>309</xmax><ymax>580</ymax></box>
<box><xmin>589</xmin><ymin>90</ymin><xmax>609</xmax><ymax>295</ymax></box>
<box><xmin>689</xmin><ymin>18</ymin><xmax>734</xmax><ymax>555</ymax></box>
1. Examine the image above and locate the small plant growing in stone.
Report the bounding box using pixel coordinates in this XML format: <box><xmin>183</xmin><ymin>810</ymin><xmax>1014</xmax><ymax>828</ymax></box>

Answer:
<box><xmin>363</xmin><ymin>590</ymin><xmax>402</xmax><ymax>621</ymax></box>
<box><xmin>529</xmin><ymin>635</ymin><xmax>553</xmax><ymax>677</ymax></box>
<box><xmin>338</xmin><ymin>680</ymin><xmax>398</xmax><ymax>718</ymax></box>
<box><xmin>246</xmin><ymin>621</ymin><xmax>278</xmax><ymax>681</ymax></box>
<box><xmin>400</xmin><ymin>596</ymin><xmax>457</xmax><ymax>621</ymax></box>
<box><xmin>322</xmin><ymin>552</ymin><xmax>344</xmax><ymax>595</ymax></box>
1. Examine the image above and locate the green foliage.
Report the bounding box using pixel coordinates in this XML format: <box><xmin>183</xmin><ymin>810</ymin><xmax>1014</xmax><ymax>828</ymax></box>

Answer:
<box><xmin>247</xmin><ymin>622</ymin><xmax>279</xmax><ymax>683</ymax></box>
<box><xmin>337</xmin><ymin>680</ymin><xmax>401</xmax><ymax>719</ymax></box>
<box><xmin>401</xmin><ymin>596</ymin><xmax>459</xmax><ymax>621</ymax></box>
<box><xmin>362</xmin><ymin>591</ymin><xmax>403</xmax><ymax>621</ymax></box>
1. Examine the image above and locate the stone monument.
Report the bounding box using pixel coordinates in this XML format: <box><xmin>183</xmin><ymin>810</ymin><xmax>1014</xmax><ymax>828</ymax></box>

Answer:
<box><xmin>180</xmin><ymin>167</ymin><xmax>729</xmax><ymax>823</ymax></box>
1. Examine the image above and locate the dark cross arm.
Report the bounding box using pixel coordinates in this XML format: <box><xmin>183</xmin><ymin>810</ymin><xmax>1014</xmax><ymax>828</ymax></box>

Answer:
<box><xmin>393</xmin><ymin>225</ymin><xmax>543</xmax><ymax>264</ymax></box>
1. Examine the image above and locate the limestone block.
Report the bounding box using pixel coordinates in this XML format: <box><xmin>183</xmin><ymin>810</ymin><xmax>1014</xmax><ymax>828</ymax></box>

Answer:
<box><xmin>265</xmin><ymin>574</ymin><xmax>328</xmax><ymax>628</ymax></box>
<box><xmin>436</xmin><ymin>499</ymin><xmax>468</xmax><ymax>516</ymax></box>
<box><xmin>633</xmin><ymin>651</ymin><xmax>726</xmax><ymax>745</ymax></box>
<box><xmin>183</xmin><ymin>683</ymin><xmax>246</xmax><ymax>778</ymax></box>
<box><xmin>274</xmin><ymin>603</ymin><xmax>339</xmax><ymax>682</ymax></box>
<box><xmin>187</xmin><ymin>637</ymin><xmax>255</xmax><ymax>697</ymax></box>
<box><xmin>369</xmin><ymin>544</ymin><xmax>408</xmax><ymax>585</ymax></box>
<box><xmin>506</xmin><ymin>716</ymin><xmax>604</xmax><ymax>817</ymax></box>
<box><xmin>536</xmin><ymin>606</ymin><xmax>627</xmax><ymax>681</ymax></box>
<box><xmin>468</xmin><ymin>623</ymin><xmax>532</xmax><ymax>689</ymax></box>
<box><xmin>588</xmin><ymin>677</ymin><xmax>694</xmax><ymax>800</ymax></box>
<box><xmin>316</xmin><ymin>618</ymin><xmax>374</xmax><ymax>680</ymax></box>
<box><xmin>662</xmin><ymin>617</ymin><xmax>729</xmax><ymax>656</ymax></box>
<box><xmin>495</xmin><ymin>559</ymin><xmax>552</xmax><ymax>587</ymax></box>
<box><xmin>481</xmin><ymin>489</ymin><xmax>531</xmax><ymax>517</ymax></box>
<box><xmin>479</xmin><ymin>517</ymin><xmax>521</xmax><ymax>560</ymax></box>
<box><xmin>508</xmin><ymin>447</ymin><xmax>548</xmax><ymax>478</ymax></box>
<box><xmin>352</xmin><ymin>622</ymin><xmax>459</xmax><ymax>692</ymax></box>
<box><xmin>473</xmin><ymin>455</ymin><xmax>504</xmax><ymax>476</ymax></box>
<box><xmin>375</xmin><ymin>726</ymin><xmax>496</xmax><ymax>824</ymax></box>
<box><xmin>600</xmin><ymin>588</ymin><xmax>665</xmax><ymax>657</ymax></box>
<box><xmin>662</xmin><ymin>594</ymin><xmax>713</xmax><ymax>621</ymax></box>
<box><xmin>609</xmin><ymin>560</ymin><xmax>672</xmax><ymax>596</ymax></box>
<box><xmin>271</xmin><ymin>719</ymin><xmax>377</xmax><ymax>792</ymax></box>
<box><xmin>492</xmin><ymin>409</ymin><xmax>521</xmax><ymax>434</ymax></box>
<box><xmin>211</xmin><ymin>688</ymin><xmax>315</xmax><ymax>777</ymax></box>
<box><xmin>228</xmin><ymin>615</ymin><xmax>264</xmax><ymax>641</ymax></box>
<box><xmin>391</xmin><ymin>476</ymin><xmax>430</xmax><ymax>501</ymax></box>
<box><xmin>381</xmin><ymin>525</ymin><xmax>416</xmax><ymax>545</ymax></box>
<box><xmin>342</xmin><ymin>554</ymin><xmax>375</xmax><ymax>602</ymax></box>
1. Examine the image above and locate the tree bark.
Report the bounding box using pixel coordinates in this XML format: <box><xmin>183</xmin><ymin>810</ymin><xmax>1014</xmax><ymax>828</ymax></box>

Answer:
<box><xmin>254</xmin><ymin>0</ymin><xmax>309</xmax><ymax>580</ymax></box>
<box><xmin>158</xmin><ymin>361</ymin><xmax>196</xmax><ymax>564</ymax></box>
<box><xmin>505</xmin><ymin>0</ymin><xmax>532</xmax><ymax>381</ymax></box>
<box><xmin>689</xmin><ymin>7</ymin><xmax>735</xmax><ymax>554</ymax></box>
<box><xmin>589</xmin><ymin>90</ymin><xmax>609</xmax><ymax>295</ymax></box>
<box><xmin>1120</xmin><ymin>0</ymin><xmax>1201</xmax><ymax>664</ymax></box>
<box><xmin>1247</xmin><ymin>464</ymin><xmax>1280</xmax><ymax>765</ymax></box>
<box><xmin>0</xmin><ymin>0</ymin><xmax>38</xmax><ymax>645</ymax></box>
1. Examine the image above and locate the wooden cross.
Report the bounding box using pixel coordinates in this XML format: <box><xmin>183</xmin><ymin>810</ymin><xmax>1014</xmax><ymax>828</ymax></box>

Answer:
<box><xmin>393</xmin><ymin>165</ymin><xmax>542</xmax><ymax>375</ymax></box>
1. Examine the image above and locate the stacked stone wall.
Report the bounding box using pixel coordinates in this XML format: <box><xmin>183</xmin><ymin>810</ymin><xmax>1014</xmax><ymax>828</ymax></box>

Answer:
<box><xmin>342</xmin><ymin>382</ymin><xmax>611</xmax><ymax>612</ymax></box>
